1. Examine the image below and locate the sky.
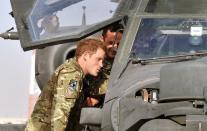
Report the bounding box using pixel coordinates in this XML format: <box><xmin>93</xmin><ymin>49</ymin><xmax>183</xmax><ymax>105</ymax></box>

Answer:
<box><xmin>0</xmin><ymin>1</ymin><xmax>32</xmax><ymax>120</ymax></box>
<box><xmin>57</xmin><ymin>0</ymin><xmax>117</xmax><ymax>25</ymax></box>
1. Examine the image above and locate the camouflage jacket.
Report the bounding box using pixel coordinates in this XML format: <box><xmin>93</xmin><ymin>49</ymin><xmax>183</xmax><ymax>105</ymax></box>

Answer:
<box><xmin>25</xmin><ymin>58</ymin><xmax>84</xmax><ymax>131</ymax></box>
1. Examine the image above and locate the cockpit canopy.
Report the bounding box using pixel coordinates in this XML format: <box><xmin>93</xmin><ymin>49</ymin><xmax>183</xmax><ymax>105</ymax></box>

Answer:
<box><xmin>27</xmin><ymin>0</ymin><xmax>120</xmax><ymax>41</ymax></box>
<box><xmin>10</xmin><ymin>0</ymin><xmax>207</xmax><ymax>51</ymax></box>
<box><xmin>131</xmin><ymin>18</ymin><xmax>207</xmax><ymax>59</ymax></box>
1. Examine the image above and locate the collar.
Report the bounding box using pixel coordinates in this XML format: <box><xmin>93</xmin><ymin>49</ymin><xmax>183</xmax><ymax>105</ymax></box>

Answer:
<box><xmin>70</xmin><ymin>57</ymin><xmax>85</xmax><ymax>78</ymax></box>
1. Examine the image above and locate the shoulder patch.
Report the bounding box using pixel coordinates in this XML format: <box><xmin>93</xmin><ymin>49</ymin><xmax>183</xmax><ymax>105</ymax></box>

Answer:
<box><xmin>66</xmin><ymin>79</ymin><xmax>78</xmax><ymax>98</ymax></box>
<box><xmin>68</xmin><ymin>79</ymin><xmax>78</xmax><ymax>91</ymax></box>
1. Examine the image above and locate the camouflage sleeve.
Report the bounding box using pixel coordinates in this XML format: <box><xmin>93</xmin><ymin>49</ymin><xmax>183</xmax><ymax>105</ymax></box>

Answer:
<box><xmin>98</xmin><ymin>78</ymin><xmax>109</xmax><ymax>95</ymax></box>
<box><xmin>51</xmin><ymin>68</ymin><xmax>82</xmax><ymax>131</ymax></box>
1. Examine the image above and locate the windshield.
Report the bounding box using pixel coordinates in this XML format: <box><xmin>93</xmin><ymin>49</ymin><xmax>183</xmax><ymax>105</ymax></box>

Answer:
<box><xmin>27</xmin><ymin>0</ymin><xmax>121</xmax><ymax>41</ymax></box>
<box><xmin>131</xmin><ymin>18</ymin><xmax>207</xmax><ymax>59</ymax></box>
<box><xmin>145</xmin><ymin>0</ymin><xmax>207</xmax><ymax>14</ymax></box>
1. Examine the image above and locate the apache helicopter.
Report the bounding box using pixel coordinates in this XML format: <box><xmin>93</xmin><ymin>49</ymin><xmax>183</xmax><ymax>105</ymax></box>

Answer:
<box><xmin>2</xmin><ymin>0</ymin><xmax>207</xmax><ymax>130</ymax></box>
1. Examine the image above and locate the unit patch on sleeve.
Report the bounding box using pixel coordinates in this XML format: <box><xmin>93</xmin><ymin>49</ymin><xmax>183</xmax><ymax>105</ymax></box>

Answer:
<box><xmin>66</xmin><ymin>79</ymin><xmax>78</xmax><ymax>98</ymax></box>
<box><xmin>68</xmin><ymin>79</ymin><xmax>78</xmax><ymax>91</ymax></box>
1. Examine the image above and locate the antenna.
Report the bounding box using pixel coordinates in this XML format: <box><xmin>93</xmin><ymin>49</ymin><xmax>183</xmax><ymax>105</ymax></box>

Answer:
<box><xmin>82</xmin><ymin>6</ymin><xmax>86</xmax><ymax>26</ymax></box>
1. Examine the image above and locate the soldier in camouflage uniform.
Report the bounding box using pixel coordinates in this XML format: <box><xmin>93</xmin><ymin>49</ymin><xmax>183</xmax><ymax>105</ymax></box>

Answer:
<box><xmin>86</xmin><ymin>24</ymin><xmax>123</xmax><ymax>106</ymax></box>
<box><xmin>25</xmin><ymin>38</ymin><xmax>106</xmax><ymax>131</ymax></box>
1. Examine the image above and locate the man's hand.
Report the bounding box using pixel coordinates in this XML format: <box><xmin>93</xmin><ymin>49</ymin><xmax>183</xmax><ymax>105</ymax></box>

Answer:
<box><xmin>86</xmin><ymin>97</ymin><xmax>99</xmax><ymax>106</ymax></box>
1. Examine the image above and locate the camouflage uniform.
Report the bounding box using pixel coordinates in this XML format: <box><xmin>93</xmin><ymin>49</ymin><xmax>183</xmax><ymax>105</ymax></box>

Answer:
<box><xmin>25</xmin><ymin>58</ymin><xmax>85</xmax><ymax>131</ymax></box>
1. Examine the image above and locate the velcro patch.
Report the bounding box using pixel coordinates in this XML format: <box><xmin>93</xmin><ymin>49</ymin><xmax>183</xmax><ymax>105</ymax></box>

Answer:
<box><xmin>66</xmin><ymin>79</ymin><xmax>78</xmax><ymax>98</ymax></box>
<box><xmin>68</xmin><ymin>79</ymin><xmax>78</xmax><ymax>91</ymax></box>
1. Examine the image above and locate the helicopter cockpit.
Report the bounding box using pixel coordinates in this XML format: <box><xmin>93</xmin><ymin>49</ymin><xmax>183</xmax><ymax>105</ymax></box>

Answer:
<box><xmin>131</xmin><ymin>18</ymin><xmax>207</xmax><ymax>59</ymax></box>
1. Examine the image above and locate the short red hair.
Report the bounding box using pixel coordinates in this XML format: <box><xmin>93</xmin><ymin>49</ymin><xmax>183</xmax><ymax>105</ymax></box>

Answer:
<box><xmin>75</xmin><ymin>38</ymin><xmax>106</xmax><ymax>59</ymax></box>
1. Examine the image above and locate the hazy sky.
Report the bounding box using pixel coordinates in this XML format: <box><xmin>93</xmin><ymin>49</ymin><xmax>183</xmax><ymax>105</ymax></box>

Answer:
<box><xmin>57</xmin><ymin>0</ymin><xmax>117</xmax><ymax>25</ymax></box>
<box><xmin>0</xmin><ymin>1</ymin><xmax>32</xmax><ymax>119</ymax></box>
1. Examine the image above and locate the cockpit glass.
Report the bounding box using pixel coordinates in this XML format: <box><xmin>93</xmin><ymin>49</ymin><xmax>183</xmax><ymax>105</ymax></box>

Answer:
<box><xmin>27</xmin><ymin>0</ymin><xmax>121</xmax><ymax>41</ymax></box>
<box><xmin>145</xmin><ymin>0</ymin><xmax>207</xmax><ymax>14</ymax></box>
<box><xmin>131</xmin><ymin>18</ymin><xmax>207</xmax><ymax>59</ymax></box>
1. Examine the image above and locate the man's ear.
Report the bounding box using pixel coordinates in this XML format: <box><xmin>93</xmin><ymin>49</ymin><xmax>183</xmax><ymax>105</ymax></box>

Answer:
<box><xmin>83</xmin><ymin>52</ymin><xmax>90</xmax><ymax>61</ymax></box>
